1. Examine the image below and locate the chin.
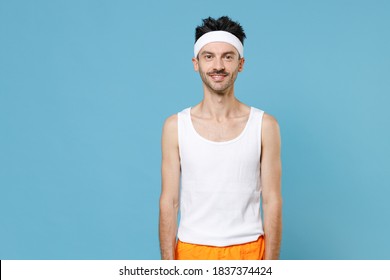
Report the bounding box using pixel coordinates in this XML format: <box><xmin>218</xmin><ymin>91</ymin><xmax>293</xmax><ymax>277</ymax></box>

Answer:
<box><xmin>212</xmin><ymin>88</ymin><xmax>229</xmax><ymax>95</ymax></box>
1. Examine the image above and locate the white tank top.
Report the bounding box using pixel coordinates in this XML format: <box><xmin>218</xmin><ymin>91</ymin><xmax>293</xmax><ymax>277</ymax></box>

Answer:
<box><xmin>177</xmin><ymin>106</ymin><xmax>265</xmax><ymax>246</ymax></box>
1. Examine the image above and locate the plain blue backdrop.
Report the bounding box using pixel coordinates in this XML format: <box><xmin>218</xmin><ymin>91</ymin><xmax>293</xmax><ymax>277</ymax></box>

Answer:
<box><xmin>1</xmin><ymin>0</ymin><xmax>389</xmax><ymax>259</ymax></box>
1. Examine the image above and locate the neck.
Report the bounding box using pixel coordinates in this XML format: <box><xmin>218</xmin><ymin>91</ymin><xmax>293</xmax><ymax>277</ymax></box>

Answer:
<box><xmin>200</xmin><ymin>85</ymin><xmax>241</xmax><ymax>120</ymax></box>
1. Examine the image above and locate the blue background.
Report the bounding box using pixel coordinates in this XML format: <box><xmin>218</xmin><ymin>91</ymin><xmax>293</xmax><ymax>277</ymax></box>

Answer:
<box><xmin>1</xmin><ymin>0</ymin><xmax>389</xmax><ymax>259</ymax></box>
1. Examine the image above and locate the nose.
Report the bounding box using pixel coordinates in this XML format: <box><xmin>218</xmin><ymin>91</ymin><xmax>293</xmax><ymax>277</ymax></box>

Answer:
<box><xmin>213</xmin><ymin>57</ymin><xmax>225</xmax><ymax>71</ymax></box>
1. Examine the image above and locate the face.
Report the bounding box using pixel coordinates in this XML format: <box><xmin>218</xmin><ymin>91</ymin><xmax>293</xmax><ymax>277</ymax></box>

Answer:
<box><xmin>192</xmin><ymin>42</ymin><xmax>245</xmax><ymax>94</ymax></box>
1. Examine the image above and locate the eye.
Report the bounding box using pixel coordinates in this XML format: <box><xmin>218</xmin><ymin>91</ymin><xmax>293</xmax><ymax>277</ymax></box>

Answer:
<box><xmin>225</xmin><ymin>55</ymin><xmax>233</xmax><ymax>60</ymax></box>
<box><xmin>205</xmin><ymin>54</ymin><xmax>213</xmax><ymax>60</ymax></box>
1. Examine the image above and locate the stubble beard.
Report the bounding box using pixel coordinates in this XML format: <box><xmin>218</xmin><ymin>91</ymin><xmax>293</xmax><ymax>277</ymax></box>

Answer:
<box><xmin>199</xmin><ymin>67</ymin><xmax>239</xmax><ymax>95</ymax></box>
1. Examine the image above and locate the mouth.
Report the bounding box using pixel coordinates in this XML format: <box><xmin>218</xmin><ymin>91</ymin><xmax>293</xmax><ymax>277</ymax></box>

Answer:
<box><xmin>208</xmin><ymin>73</ymin><xmax>228</xmax><ymax>82</ymax></box>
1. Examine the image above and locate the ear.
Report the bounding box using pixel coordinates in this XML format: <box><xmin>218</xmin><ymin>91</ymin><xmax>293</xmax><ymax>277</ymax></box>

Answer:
<box><xmin>192</xmin><ymin>57</ymin><xmax>199</xmax><ymax>72</ymax></box>
<box><xmin>238</xmin><ymin>57</ymin><xmax>245</xmax><ymax>72</ymax></box>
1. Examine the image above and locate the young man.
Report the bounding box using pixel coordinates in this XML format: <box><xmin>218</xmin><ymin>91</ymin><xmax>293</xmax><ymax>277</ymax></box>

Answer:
<box><xmin>159</xmin><ymin>16</ymin><xmax>282</xmax><ymax>260</ymax></box>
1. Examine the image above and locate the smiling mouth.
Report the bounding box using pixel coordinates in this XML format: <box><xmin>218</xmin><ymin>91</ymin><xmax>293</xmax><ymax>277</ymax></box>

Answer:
<box><xmin>209</xmin><ymin>73</ymin><xmax>228</xmax><ymax>81</ymax></box>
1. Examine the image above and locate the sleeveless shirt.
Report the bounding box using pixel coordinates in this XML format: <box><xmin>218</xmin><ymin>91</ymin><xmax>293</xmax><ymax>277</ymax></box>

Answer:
<box><xmin>177</xmin><ymin>106</ymin><xmax>265</xmax><ymax>246</ymax></box>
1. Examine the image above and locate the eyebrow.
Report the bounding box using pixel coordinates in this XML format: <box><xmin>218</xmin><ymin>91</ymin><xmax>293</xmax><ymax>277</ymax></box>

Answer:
<box><xmin>200</xmin><ymin>51</ymin><xmax>237</xmax><ymax>56</ymax></box>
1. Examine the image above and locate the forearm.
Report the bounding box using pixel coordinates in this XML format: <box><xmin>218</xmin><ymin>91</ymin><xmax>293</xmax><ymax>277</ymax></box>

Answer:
<box><xmin>159</xmin><ymin>201</ymin><xmax>178</xmax><ymax>260</ymax></box>
<box><xmin>262</xmin><ymin>199</ymin><xmax>282</xmax><ymax>259</ymax></box>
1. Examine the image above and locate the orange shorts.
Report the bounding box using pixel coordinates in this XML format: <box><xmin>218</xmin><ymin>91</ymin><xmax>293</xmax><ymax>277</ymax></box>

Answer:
<box><xmin>175</xmin><ymin>235</ymin><xmax>265</xmax><ymax>260</ymax></box>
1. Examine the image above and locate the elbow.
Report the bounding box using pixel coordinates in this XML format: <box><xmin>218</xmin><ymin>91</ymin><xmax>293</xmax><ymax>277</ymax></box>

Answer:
<box><xmin>159</xmin><ymin>195</ymin><xmax>179</xmax><ymax>213</ymax></box>
<box><xmin>262</xmin><ymin>194</ymin><xmax>283</xmax><ymax>208</ymax></box>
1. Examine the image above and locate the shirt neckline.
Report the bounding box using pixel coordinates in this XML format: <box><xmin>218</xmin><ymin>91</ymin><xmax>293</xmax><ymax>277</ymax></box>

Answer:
<box><xmin>188</xmin><ymin>106</ymin><xmax>254</xmax><ymax>145</ymax></box>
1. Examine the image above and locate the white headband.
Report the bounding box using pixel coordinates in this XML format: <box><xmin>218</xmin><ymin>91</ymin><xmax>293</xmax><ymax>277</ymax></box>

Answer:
<box><xmin>194</xmin><ymin>31</ymin><xmax>244</xmax><ymax>58</ymax></box>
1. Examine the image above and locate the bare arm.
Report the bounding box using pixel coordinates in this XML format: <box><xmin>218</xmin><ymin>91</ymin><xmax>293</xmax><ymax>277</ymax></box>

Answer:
<box><xmin>261</xmin><ymin>113</ymin><xmax>282</xmax><ymax>260</ymax></box>
<box><xmin>159</xmin><ymin>114</ymin><xmax>181</xmax><ymax>260</ymax></box>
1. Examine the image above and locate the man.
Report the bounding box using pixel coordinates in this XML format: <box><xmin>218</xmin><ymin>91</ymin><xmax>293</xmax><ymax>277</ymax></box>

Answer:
<box><xmin>159</xmin><ymin>16</ymin><xmax>282</xmax><ymax>260</ymax></box>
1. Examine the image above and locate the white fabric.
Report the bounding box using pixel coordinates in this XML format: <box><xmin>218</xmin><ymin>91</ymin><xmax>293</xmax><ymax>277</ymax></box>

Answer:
<box><xmin>194</xmin><ymin>31</ymin><xmax>244</xmax><ymax>58</ymax></box>
<box><xmin>177</xmin><ymin>107</ymin><xmax>265</xmax><ymax>247</ymax></box>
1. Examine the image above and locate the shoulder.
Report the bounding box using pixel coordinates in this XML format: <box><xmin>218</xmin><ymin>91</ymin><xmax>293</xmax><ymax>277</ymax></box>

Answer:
<box><xmin>249</xmin><ymin>107</ymin><xmax>279</xmax><ymax>133</ymax></box>
<box><xmin>164</xmin><ymin>114</ymin><xmax>178</xmax><ymax>126</ymax></box>
<box><xmin>162</xmin><ymin>114</ymin><xmax>178</xmax><ymax>135</ymax></box>
<box><xmin>161</xmin><ymin>114</ymin><xmax>179</xmax><ymax>152</ymax></box>
<box><xmin>261</xmin><ymin>113</ymin><xmax>281</xmax><ymax>146</ymax></box>
<box><xmin>262</xmin><ymin>113</ymin><xmax>280</xmax><ymax>131</ymax></box>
